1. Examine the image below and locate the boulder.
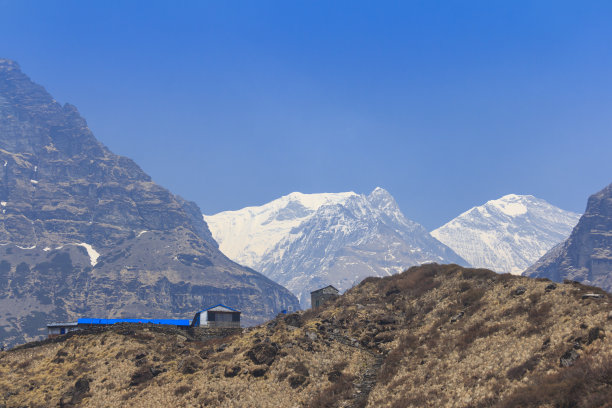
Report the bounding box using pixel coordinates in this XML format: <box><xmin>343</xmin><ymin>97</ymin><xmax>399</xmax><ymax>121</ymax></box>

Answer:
<box><xmin>560</xmin><ymin>349</ymin><xmax>580</xmax><ymax>367</ymax></box>
<box><xmin>581</xmin><ymin>293</ymin><xmax>604</xmax><ymax>300</ymax></box>
<box><xmin>450</xmin><ymin>311</ymin><xmax>465</xmax><ymax>323</ymax></box>
<box><xmin>178</xmin><ymin>357</ymin><xmax>202</xmax><ymax>375</ymax></box>
<box><xmin>250</xmin><ymin>366</ymin><xmax>268</xmax><ymax>378</ymax></box>
<box><xmin>246</xmin><ymin>343</ymin><xmax>278</xmax><ymax>366</ymax></box>
<box><xmin>224</xmin><ymin>365</ymin><xmax>241</xmax><ymax>378</ymax></box>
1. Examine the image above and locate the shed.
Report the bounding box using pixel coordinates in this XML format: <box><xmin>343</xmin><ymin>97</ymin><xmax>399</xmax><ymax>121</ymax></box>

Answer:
<box><xmin>310</xmin><ymin>285</ymin><xmax>340</xmax><ymax>308</ymax></box>
<box><xmin>311</xmin><ymin>285</ymin><xmax>340</xmax><ymax>308</ymax></box>
<box><xmin>47</xmin><ymin>322</ymin><xmax>79</xmax><ymax>338</ymax></box>
<box><xmin>191</xmin><ymin>304</ymin><xmax>241</xmax><ymax>328</ymax></box>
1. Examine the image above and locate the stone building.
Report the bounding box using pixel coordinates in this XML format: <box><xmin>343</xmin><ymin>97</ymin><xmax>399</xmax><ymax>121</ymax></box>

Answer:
<box><xmin>310</xmin><ymin>285</ymin><xmax>340</xmax><ymax>308</ymax></box>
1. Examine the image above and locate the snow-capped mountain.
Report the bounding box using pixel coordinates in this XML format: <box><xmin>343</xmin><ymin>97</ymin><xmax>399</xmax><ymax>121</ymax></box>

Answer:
<box><xmin>205</xmin><ymin>188</ymin><xmax>467</xmax><ymax>307</ymax></box>
<box><xmin>431</xmin><ymin>194</ymin><xmax>581</xmax><ymax>275</ymax></box>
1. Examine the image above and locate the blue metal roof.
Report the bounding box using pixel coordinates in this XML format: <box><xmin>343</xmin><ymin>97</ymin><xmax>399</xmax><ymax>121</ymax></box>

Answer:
<box><xmin>195</xmin><ymin>304</ymin><xmax>240</xmax><ymax>314</ymax></box>
<box><xmin>77</xmin><ymin>318</ymin><xmax>191</xmax><ymax>326</ymax></box>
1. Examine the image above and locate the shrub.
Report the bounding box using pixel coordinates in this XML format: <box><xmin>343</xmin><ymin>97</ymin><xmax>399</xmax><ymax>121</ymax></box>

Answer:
<box><xmin>174</xmin><ymin>385</ymin><xmax>191</xmax><ymax>396</ymax></box>
<box><xmin>587</xmin><ymin>327</ymin><xmax>605</xmax><ymax>345</ymax></box>
<box><xmin>506</xmin><ymin>356</ymin><xmax>540</xmax><ymax>381</ymax></box>
<box><xmin>379</xmin><ymin>334</ymin><xmax>418</xmax><ymax>382</ymax></box>
<box><xmin>459</xmin><ymin>281</ymin><xmax>472</xmax><ymax>292</ymax></box>
<box><xmin>458</xmin><ymin>322</ymin><xmax>506</xmax><ymax>348</ymax></box>
<box><xmin>309</xmin><ymin>373</ymin><xmax>356</xmax><ymax>408</ymax></box>
<box><xmin>460</xmin><ymin>268</ymin><xmax>496</xmax><ymax>281</ymax></box>
<box><xmin>527</xmin><ymin>302</ymin><xmax>552</xmax><ymax>327</ymax></box>
<box><xmin>498</xmin><ymin>355</ymin><xmax>612</xmax><ymax>408</ymax></box>
<box><xmin>382</xmin><ymin>264</ymin><xmax>441</xmax><ymax>299</ymax></box>
<box><xmin>461</xmin><ymin>287</ymin><xmax>486</xmax><ymax>310</ymax></box>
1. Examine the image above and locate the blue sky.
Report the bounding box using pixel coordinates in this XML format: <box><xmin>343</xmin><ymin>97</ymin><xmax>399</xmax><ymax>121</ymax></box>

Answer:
<box><xmin>1</xmin><ymin>1</ymin><xmax>611</xmax><ymax>229</ymax></box>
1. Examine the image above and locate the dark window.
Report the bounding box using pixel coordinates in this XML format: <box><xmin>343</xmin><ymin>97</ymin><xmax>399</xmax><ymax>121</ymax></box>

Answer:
<box><xmin>60</xmin><ymin>328</ymin><xmax>66</xmax><ymax>334</ymax></box>
<box><xmin>232</xmin><ymin>313</ymin><xmax>240</xmax><ymax>322</ymax></box>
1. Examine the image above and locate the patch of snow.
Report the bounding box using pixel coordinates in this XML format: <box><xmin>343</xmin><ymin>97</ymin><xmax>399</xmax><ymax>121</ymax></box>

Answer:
<box><xmin>0</xmin><ymin>202</ymin><xmax>6</xmax><ymax>206</ymax></box>
<box><xmin>16</xmin><ymin>245</ymin><xmax>36</xmax><ymax>250</ymax></box>
<box><xmin>30</xmin><ymin>179</ymin><xmax>38</xmax><ymax>184</ymax></box>
<box><xmin>43</xmin><ymin>247</ymin><xmax>51</xmax><ymax>251</ymax></box>
<box><xmin>76</xmin><ymin>243</ymin><xmax>100</xmax><ymax>266</ymax></box>
<box><xmin>489</xmin><ymin>194</ymin><xmax>528</xmax><ymax>216</ymax></box>
<box><xmin>137</xmin><ymin>230</ymin><xmax>148</xmax><ymax>238</ymax></box>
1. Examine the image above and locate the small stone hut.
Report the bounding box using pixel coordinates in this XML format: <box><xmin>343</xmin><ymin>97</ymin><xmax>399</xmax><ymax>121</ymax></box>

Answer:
<box><xmin>310</xmin><ymin>285</ymin><xmax>340</xmax><ymax>308</ymax></box>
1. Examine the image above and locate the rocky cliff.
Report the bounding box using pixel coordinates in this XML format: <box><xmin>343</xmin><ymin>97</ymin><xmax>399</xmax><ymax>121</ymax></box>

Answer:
<box><xmin>0</xmin><ymin>59</ymin><xmax>299</xmax><ymax>347</ymax></box>
<box><xmin>525</xmin><ymin>183</ymin><xmax>612</xmax><ymax>292</ymax></box>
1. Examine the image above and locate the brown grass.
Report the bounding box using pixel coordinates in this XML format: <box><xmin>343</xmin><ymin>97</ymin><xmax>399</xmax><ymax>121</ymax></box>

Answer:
<box><xmin>498</xmin><ymin>355</ymin><xmax>612</xmax><ymax>407</ymax></box>
<box><xmin>0</xmin><ymin>264</ymin><xmax>610</xmax><ymax>408</ymax></box>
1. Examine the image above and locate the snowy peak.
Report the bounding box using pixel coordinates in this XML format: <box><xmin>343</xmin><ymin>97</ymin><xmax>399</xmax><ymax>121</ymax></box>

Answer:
<box><xmin>431</xmin><ymin>194</ymin><xmax>580</xmax><ymax>275</ymax></box>
<box><xmin>203</xmin><ymin>191</ymin><xmax>357</xmax><ymax>267</ymax></box>
<box><xmin>486</xmin><ymin>194</ymin><xmax>530</xmax><ymax>216</ymax></box>
<box><xmin>367</xmin><ymin>186</ymin><xmax>396</xmax><ymax>209</ymax></box>
<box><xmin>205</xmin><ymin>188</ymin><xmax>467</xmax><ymax>307</ymax></box>
<box><xmin>366</xmin><ymin>187</ymin><xmax>405</xmax><ymax>221</ymax></box>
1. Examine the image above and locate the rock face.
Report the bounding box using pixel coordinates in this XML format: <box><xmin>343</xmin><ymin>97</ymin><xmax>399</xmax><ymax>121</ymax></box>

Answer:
<box><xmin>205</xmin><ymin>187</ymin><xmax>467</xmax><ymax>307</ymax></box>
<box><xmin>525</xmin><ymin>183</ymin><xmax>612</xmax><ymax>292</ymax></box>
<box><xmin>432</xmin><ymin>194</ymin><xmax>580</xmax><ymax>275</ymax></box>
<box><xmin>0</xmin><ymin>59</ymin><xmax>299</xmax><ymax>347</ymax></box>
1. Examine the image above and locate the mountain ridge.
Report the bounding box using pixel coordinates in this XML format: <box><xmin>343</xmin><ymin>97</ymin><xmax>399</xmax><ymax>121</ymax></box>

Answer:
<box><xmin>0</xmin><ymin>58</ymin><xmax>299</xmax><ymax>347</ymax></box>
<box><xmin>431</xmin><ymin>194</ymin><xmax>580</xmax><ymax>274</ymax></box>
<box><xmin>525</xmin><ymin>182</ymin><xmax>612</xmax><ymax>291</ymax></box>
<box><xmin>206</xmin><ymin>187</ymin><xmax>467</xmax><ymax>307</ymax></box>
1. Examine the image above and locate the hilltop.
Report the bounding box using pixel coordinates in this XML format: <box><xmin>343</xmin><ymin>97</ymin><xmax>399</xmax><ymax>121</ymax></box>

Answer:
<box><xmin>0</xmin><ymin>264</ymin><xmax>610</xmax><ymax>407</ymax></box>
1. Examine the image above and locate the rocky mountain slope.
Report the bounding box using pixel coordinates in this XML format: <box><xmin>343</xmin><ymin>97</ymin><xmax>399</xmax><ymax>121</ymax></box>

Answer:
<box><xmin>0</xmin><ymin>59</ymin><xmax>299</xmax><ymax>347</ymax></box>
<box><xmin>525</xmin><ymin>183</ymin><xmax>612</xmax><ymax>292</ymax></box>
<box><xmin>1</xmin><ymin>264</ymin><xmax>610</xmax><ymax>407</ymax></box>
<box><xmin>205</xmin><ymin>188</ymin><xmax>467</xmax><ymax>307</ymax></box>
<box><xmin>432</xmin><ymin>194</ymin><xmax>580</xmax><ymax>274</ymax></box>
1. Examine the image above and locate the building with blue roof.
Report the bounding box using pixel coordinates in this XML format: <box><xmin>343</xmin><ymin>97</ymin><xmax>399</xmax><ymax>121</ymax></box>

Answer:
<box><xmin>77</xmin><ymin>318</ymin><xmax>191</xmax><ymax>326</ymax></box>
<box><xmin>46</xmin><ymin>304</ymin><xmax>240</xmax><ymax>338</ymax></box>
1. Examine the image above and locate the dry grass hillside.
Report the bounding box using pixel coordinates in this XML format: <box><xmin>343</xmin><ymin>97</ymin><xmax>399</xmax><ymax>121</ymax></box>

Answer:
<box><xmin>0</xmin><ymin>264</ymin><xmax>610</xmax><ymax>408</ymax></box>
